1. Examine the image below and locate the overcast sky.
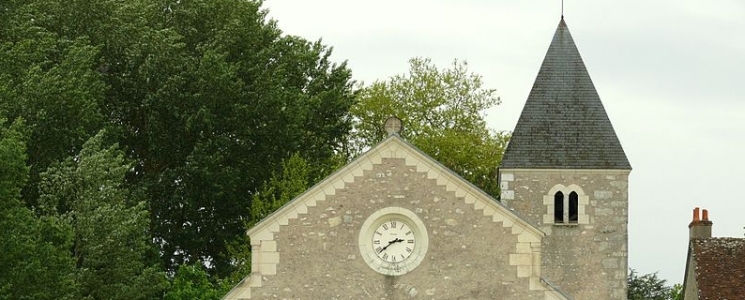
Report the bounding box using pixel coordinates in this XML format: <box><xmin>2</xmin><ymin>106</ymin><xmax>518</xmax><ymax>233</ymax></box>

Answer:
<box><xmin>262</xmin><ymin>0</ymin><xmax>745</xmax><ymax>284</ymax></box>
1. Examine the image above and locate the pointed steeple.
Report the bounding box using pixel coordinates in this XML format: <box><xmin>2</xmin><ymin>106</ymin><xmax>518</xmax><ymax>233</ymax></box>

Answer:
<box><xmin>500</xmin><ymin>18</ymin><xmax>631</xmax><ymax>170</ymax></box>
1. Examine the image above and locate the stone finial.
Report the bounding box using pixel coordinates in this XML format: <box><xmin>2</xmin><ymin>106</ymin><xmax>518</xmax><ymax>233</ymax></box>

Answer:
<box><xmin>384</xmin><ymin>117</ymin><xmax>403</xmax><ymax>136</ymax></box>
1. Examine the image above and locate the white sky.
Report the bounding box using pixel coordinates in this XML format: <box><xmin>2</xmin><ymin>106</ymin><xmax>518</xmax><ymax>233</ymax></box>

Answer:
<box><xmin>262</xmin><ymin>0</ymin><xmax>745</xmax><ymax>284</ymax></box>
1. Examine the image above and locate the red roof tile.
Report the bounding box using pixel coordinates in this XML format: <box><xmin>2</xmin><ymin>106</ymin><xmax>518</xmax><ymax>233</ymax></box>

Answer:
<box><xmin>692</xmin><ymin>237</ymin><xmax>745</xmax><ymax>300</ymax></box>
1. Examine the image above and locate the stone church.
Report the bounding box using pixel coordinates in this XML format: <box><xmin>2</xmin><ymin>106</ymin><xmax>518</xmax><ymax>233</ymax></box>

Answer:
<box><xmin>224</xmin><ymin>17</ymin><xmax>631</xmax><ymax>300</ymax></box>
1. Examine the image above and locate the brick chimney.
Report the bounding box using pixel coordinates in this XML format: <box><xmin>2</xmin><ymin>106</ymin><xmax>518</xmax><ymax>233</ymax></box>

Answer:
<box><xmin>688</xmin><ymin>207</ymin><xmax>712</xmax><ymax>238</ymax></box>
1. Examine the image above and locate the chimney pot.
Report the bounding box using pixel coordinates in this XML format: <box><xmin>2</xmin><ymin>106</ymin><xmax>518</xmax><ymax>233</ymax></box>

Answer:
<box><xmin>689</xmin><ymin>207</ymin><xmax>712</xmax><ymax>238</ymax></box>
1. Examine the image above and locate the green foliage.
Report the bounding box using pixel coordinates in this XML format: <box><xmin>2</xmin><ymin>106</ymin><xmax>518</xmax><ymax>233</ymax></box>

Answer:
<box><xmin>164</xmin><ymin>263</ymin><xmax>227</xmax><ymax>300</ymax></box>
<box><xmin>670</xmin><ymin>284</ymin><xmax>683</xmax><ymax>300</ymax></box>
<box><xmin>39</xmin><ymin>131</ymin><xmax>166</xmax><ymax>300</ymax></box>
<box><xmin>96</xmin><ymin>0</ymin><xmax>355</xmax><ymax>276</ymax></box>
<box><xmin>223</xmin><ymin>153</ymin><xmax>312</xmax><ymax>282</ymax></box>
<box><xmin>351</xmin><ymin>58</ymin><xmax>508</xmax><ymax>196</ymax></box>
<box><xmin>0</xmin><ymin>119</ymin><xmax>28</xmax><ymax>204</ymax></box>
<box><xmin>249</xmin><ymin>153</ymin><xmax>311</xmax><ymax>226</ymax></box>
<box><xmin>0</xmin><ymin>0</ymin><xmax>109</xmax><ymax>206</ymax></box>
<box><xmin>0</xmin><ymin>119</ymin><xmax>78</xmax><ymax>300</ymax></box>
<box><xmin>2</xmin><ymin>0</ymin><xmax>355</xmax><ymax>280</ymax></box>
<box><xmin>2</xmin><ymin>0</ymin><xmax>355</xmax><ymax>293</ymax></box>
<box><xmin>628</xmin><ymin>269</ymin><xmax>680</xmax><ymax>300</ymax></box>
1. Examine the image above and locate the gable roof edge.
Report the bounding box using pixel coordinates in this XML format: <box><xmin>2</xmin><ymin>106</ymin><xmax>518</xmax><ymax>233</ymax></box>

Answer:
<box><xmin>248</xmin><ymin>135</ymin><xmax>545</xmax><ymax>242</ymax></box>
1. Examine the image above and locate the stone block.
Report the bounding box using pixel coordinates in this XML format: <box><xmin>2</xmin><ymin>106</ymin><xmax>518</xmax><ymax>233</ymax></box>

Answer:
<box><xmin>259</xmin><ymin>263</ymin><xmax>276</xmax><ymax>275</ymax></box>
<box><xmin>517</xmin><ymin>265</ymin><xmax>532</xmax><ymax>278</ymax></box>
<box><xmin>529</xmin><ymin>277</ymin><xmax>542</xmax><ymax>290</ymax></box>
<box><xmin>594</xmin><ymin>190</ymin><xmax>613</xmax><ymax>200</ymax></box>
<box><xmin>473</xmin><ymin>199</ymin><xmax>485</xmax><ymax>210</ymax></box>
<box><xmin>602</xmin><ymin>258</ymin><xmax>618</xmax><ymax>268</ymax></box>
<box><xmin>415</xmin><ymin>163</ymin><xmax>431</xmax><ymax>173</ymax></box>
<box><xmin>510</xmin><ymin>253</ymin><xmax>533</xmax><ymax>266</ymax></box>
<box><xmin>261</xmin><ymin>252</ymin><xmax>280</xmax><ymax>264</ymax></box>
<box><xmin>322</xmin><ymin>184</ymin><xmax>337</xmax><ymax>196</ymax></box>
<box><xmin>518</xmin><ymin>232</ymin><xmax>540</xmax><ymax>243</ymax></box>
<box><xmin>511</xmin><ymin>225</ymin><xmax>525</xmax><ymax>235</ymax></box>
<box><xmin>482</xmin><ymin>205</ymin><xmax>496</xmax><ymax>216</ymax></box>
<box><xmin>516</xmin><ymin>242</ymin><xmax>531</xmax><ymax>254</ymax></box>
<box><xmin>455</xmin><ymin>186</ymin><xmax>467</xmax><ymax>198</ymax></box>
<box><xmin>501</xmin><ymin>190</ymin><xmax>515</xmax><ymax>200</ymax></box>
<box><xmin>368</xmin><ymin>152</ymin><xmax>382</xmax><ymax>164</ymax></box>
<box><xmin>543</xmin><ymin>214</ymin><xmax>554</xmax><ymax>224</ymax></box>
<box><xmin>261</xmin><ymin>240</ymin><xmax>277</xmax><ymax>252</ymax></box>
<box><xmin>248</xmin><ymin>274</ymin><xmax>262</xmax><ymax>287</ymax></box>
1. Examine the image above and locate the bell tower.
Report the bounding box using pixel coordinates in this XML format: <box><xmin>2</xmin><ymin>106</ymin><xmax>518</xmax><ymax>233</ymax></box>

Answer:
<box><xmin>499</xmin><ymin>17</ymin><xmax>631</xmax><ymax>300</ymax></box>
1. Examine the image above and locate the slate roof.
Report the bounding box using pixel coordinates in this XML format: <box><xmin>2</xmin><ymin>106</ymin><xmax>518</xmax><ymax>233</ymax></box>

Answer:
<box><xmin>500</xmin><ymin>18</ymin><xmax>631</xmax><ymax>170</ymax></box>
<box><xmin>689</xmin><ymin>238</ymin><xmax>745</xmax><ymax>300</ymax></box>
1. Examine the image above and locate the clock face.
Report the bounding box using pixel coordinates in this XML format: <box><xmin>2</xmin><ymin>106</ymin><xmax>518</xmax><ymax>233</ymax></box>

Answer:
<box><xmin>358</xmin><ymin>207</ymin><xmax>428</xmax><ymax>276</ymax></box>
<box><xmin>372</xmin><ymin>219</ymin><xmax>416</xmax><ymax>263</ymax></box>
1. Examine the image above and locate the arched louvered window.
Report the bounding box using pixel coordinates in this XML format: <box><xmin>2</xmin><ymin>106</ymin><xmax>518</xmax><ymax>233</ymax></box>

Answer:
<box><xmin>554</xmin><ymin>192</ymin><xmax>564</xmax><ymax>223</ymax></box>
<box><xmin>569</xmin><ymin>192</ymin><xmax>579</xmax><ymax>223</ymax></box>
<box><xmin>546</xmin><ymin>184</ymin><xmax>587</xmax><ymax>225</ymax></box>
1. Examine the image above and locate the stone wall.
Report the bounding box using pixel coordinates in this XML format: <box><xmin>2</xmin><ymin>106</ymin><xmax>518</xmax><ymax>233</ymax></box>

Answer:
<box><xmin>500</xmin><ymin>169</ymin><xmax>630</xmax><ymax>300</ymax></box>
<box><xmin>248</xmin><ymin>158</ymin><xmax>546</xmax><ymax>299</ymax></box>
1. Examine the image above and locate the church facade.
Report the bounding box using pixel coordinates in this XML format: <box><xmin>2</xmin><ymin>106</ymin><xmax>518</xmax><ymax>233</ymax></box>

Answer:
<box><xmin>224</xmin><ymin>17</ymin><xmax>631</xmax><ymax>300</ymax></box>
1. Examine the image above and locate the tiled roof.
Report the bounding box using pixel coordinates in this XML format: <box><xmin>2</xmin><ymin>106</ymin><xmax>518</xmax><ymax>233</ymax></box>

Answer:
<box><xmin>500</xmin><ymin>18</ymin><xmax>631</xmax><ymax>170</ymax></box>
<box><xmin>691</xmin><ymin>237</ymin><xmax>745</xmax><ymax>300</ymax></box>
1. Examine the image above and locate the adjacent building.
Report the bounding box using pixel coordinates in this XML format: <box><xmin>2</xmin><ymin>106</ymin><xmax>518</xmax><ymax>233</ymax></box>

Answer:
<box><xmin>683</xmin><ymin>208</ymin><xmax>745</xmax><ymax>300</ymax></box>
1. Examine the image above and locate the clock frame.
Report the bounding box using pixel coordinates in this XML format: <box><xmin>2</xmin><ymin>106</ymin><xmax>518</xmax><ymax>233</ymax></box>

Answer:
<box><xmin>358</xmin><ymin>207</ymin><xmax>428</xmax><ymax>276</ymax></box>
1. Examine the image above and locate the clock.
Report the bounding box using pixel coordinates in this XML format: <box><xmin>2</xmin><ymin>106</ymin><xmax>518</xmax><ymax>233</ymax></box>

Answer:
<box><xmin>358</xmin><ymin>207</ymin><xmax>428</xmax><ymax>276</ymax></box>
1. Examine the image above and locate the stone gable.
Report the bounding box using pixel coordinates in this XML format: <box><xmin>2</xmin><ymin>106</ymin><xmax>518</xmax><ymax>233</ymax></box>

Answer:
<box><xmin>224</xmin><ymin>137</ymin><xmax>569</xmax><ymax>300</ymax></box>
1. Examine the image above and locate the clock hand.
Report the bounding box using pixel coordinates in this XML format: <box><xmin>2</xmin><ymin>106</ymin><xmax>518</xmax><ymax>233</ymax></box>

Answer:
<box><xmin>379</xmin><ymin>238</ymin><xmax>405</xmax><ymax>252</ymax></box>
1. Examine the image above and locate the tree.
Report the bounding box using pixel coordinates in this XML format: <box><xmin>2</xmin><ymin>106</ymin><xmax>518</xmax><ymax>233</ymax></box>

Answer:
<box><xmin>249</xmin><ymin>153</ymin><xmax>311</xmax><ymax>227</ymax></box>
<box><xmin>1</xmin><ymin>0</ymin><xmax>356</xmax><ymax>279</ymax></box>
<box><xmin>0</xmin><ymin>6</ymin><xmax>108</xmax><ymax>208</ymax></box>
<box><xmin>39</xmin><ymin>130</ymin><xmax>166</xmax><ymax>300</ymax></box>
<box><xmin>223</xmin><ymin>153</ymin><xmax>313</xmax><ymax>283</ymax></box>
<box><xmin>0</xmin><ymin>0</ymin><xmax>356</xmax><ymax>284</ymax></box>
<box><xmin>0</xmin><ymin>118</ymin><xmax>78</xmax><ymax>300</ymax></box>
<box><xmin>628</xmin><ymin>269</ymin><xmax>681</xmax><ymax>300</ymax></box>
<box><xmin>350</xmin><ymin>58</ymin><xmax>508</xmax><ymax>196</ymax></box>
<box><xmin>99</xmin><ymin>0</ymin><xmax>356</xmax><ymax>276</ymax></box>
<box><xmin>164</xmin><ymin>263</ymin><xmax>228</xmax><ymax>300</ymax></box>
<box><xmin>670</xmin><ymin>284</ymin><xmax>683</xmax><ymax>300</ymax></box>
